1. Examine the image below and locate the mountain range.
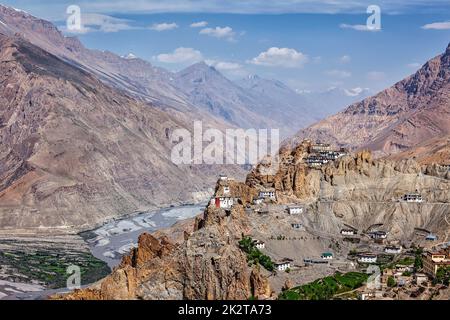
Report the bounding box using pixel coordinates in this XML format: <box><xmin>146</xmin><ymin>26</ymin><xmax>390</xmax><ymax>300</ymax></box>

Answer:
<box><xmin>0</xmin><ymin>5</ymin><xmax>364</xmax><ymax>138</ymax></box>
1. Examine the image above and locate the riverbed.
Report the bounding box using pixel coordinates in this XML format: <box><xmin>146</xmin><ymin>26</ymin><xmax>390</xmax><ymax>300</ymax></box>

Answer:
<box><xmin>82</xmin><ymin>204</ymin><xmax>206</xmax><ymax>268</ymax></box>
<box><xmin>0</xmin><ymin>204</ymin><xmax>206</xmax><ymax>300</ymax></box>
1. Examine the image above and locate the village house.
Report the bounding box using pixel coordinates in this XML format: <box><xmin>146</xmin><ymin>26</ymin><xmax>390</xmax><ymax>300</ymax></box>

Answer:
<box><xmin>422</xmin><ymin>248</ymin><xmax>450</xmax><ymax>277</ymax></box>
<box><xmin>384</xmin><ymin>246</ymin><xmax>402</xmax><ymax>254</ymax></box>
<box><xmin>291</xmin><ymin>223</ymin><xmax>303</xmax><ymax>230</ymax></box>
<box><xmin>415</xmin><ymin>273</ymin><xmax>428</xmax><ymax>285</ymax></box>
<box><xmin>219</xmin><ymin>175</ymin><xmax>228</xmax><ymax>181</ymax></box>
<box><xmin>401</xmin><ymin>192</ymin><xmax>424</xmax><ymax>203</ymax></box>
<box><xmin>223</xmin><ymin>186</ymin><xmax>230</xmax><ymax>195</ymax></box>
<box><xmin>258</xmin><ymin>189</ymin><xmax>276</xmax><ymax>201</ymax></box>
<box><xmin>358</xmin><ymin>253</ymin><xmax>378</xmax><ymax>264</ymax></box>
<box><xmin>341</xmin><ymin>229</ymin><xmax>358</xmax><ymax>236</ymax></box>
<box><xmin>368</xmin><ymin>231</ymin><xmax>387</xmax><ymax>240</ymax></box>
<box><xmin>275</xmin><ymin>258</ymin><xmax>293</xmax><ymax>271</ymax></box>
<box><xmin>321</xmin><ymin>252</ymin><xmax>333</xmax><ymax>260</ymax></box>
<box><xmin>253</xmin><ymin>240</ymin><xmax>265</xmax><ymax>250</ymax></box>
<box><xmin>212</xmin><ymin>197</ymin><xmax>234</xmax><ymax>209</ymax></box>
<box><xmin>288</xmin><ymin>206</ymin><xmax>303</xmax><ymax>215</ymax></box>
<box><xmin>395</xmin><ymin>264</ymin><xmax>413</xmax><ymax>275</ymax></box>
<box><xmin>310</xmin><ymin>143</ymin><xmax>333</xmax><ymax>153</ymax></box>
<box><xmin>305</xmin><ymin>155</ymin><xmax>329</xmax><ymax>167</ymax></box>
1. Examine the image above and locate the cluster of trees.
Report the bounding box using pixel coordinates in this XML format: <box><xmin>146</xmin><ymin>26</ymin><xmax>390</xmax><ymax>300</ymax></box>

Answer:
<box><xmin>279</xmin><ymin>272</ymin><xmax>369</xmax><ymax>300</ymax></box>
<box><xmin>433</xmin><ymin>266</ymin><xmax>450</xmax><ymax>286</ymax></box>
<box><xmin>238</xmin><ymin>236</ymin><xmax>274</xmax><ymax>272</ymax></box>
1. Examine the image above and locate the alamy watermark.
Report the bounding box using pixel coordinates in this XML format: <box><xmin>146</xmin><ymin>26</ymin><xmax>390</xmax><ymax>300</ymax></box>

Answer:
<box><xmin>367</xmin><ymin>5</ymin><xmax>381</xmax><ymax>30</ymax></box>
<box><xmin>66</xmin><ymin>5</ymin><xmax>82</xmax><ymax>31</ymax></box>
<box><xmin>170</xmin><ymin>121</ymin><xmax>280</xmax><ymax>175</ymax></box>
<box><xmin>66</xmin><ymin>265</ymin><xmax>81</xmax><ymax>290</ymax></box>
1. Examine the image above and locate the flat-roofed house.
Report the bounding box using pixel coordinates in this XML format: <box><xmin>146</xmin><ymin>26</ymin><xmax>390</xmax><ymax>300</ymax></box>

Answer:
<box><xmin>423</xmin><ymin>248</ymin><xmax>450</xmax><ymax>277</ymax></box>
<box><xmin>321</xmin><ymin>252</ymin><xmax>333</xmax><ymax>260</ymax></box>
<box><xmin>358</xmin><ymin>253</ymin><xmax>378</xmax><ymax>264</ymax></box>
<box><xmin>310</xmin><ymin>143</ymin><xmax>332</xmax><ymax>153</ymax></box>
<box><xmin>341</xmin><ymin>229</ymin><xmax>357</xmax><ymax>236</ymax></box>
<box><xmin>275</xmin><ymin>258</ymin><xmax>293</xmax><ymax>271</ymax></box>
<box><xmin>401</xmin><ymin>192</ymin><xmax>424</xmax><ymax>203</ymax></box>
<box><xmin>384</xmin><ymin>246</ymin><xmax>402</xmax><ymax>254</ymax></box>
<box><xmin>253</xmin><ymin>240</ymin><xmax>265</xmax><ymax>250</ymax></box>
<box><xmin>288</xmin><ymin>206</ymin><xmax>303</xmax><ymax>215</ymax></box>
<box><xmin>259</xmin><ymin>189</ymin><xmax>276</xmax><ymax>201</ymax></box>
<box><xmin>213</xmin><ymin>197</ymin><xmax>234</xmax><ymax>209</ymax></box>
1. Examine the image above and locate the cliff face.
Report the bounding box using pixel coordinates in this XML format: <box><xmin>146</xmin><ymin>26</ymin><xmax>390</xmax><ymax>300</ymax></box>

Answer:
<box><xmin>61</xmin><ymin>203</ymin><xmax>271</xmax><ymax>300</ymax></box>
<box><xmin>291</xmin><ymin>43</ymin><xmax>450</xmax><ymax>159</ymax></box>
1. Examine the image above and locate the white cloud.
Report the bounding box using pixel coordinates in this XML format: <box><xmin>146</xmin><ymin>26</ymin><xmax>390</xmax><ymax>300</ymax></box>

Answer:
<box><xmin>344</xmin><ymin>87</ymin><xmax>368</xmax><ymax>97</ymax></box>
<box><xmin>205</xmin><ymin>60</ymin><xmax>248</xmax><ymax>78</ymax></box>
<box><xmin>421</xmin><ymin>21</ymin><xmax>450</xmax><ymax>30</ymax></box>
<box><xmin>206</xmin><ymin>60</ymin><xmax>242</xmax><ymax>71</ymax></box>
<box><xmin>339</xmin><ymin>23</ymin><xmax>380</xmax><ymax>32</ymax></box>
<box><xmin>155</xmin><ymin>47</ymin><xmax>203</xmax><ymax>64</ymax></box>
<box><xmin>199</xmin><ymin>26</ymin><xmax>235</xmax><ymax>40</ymax></box>
<box><xmin>248</xmin><ymin>47</ymin><xmax>308</xmax><ymax>68</ymax></box>
<box><xmin>325</xmin><ymin>69</ymin><xmax>352</xmax><ymax>78</ymax></box>
<box><xmin>407</xmin><ymin>62</ymin><xmax>421</xmax><ymax>68</ymax></box>
<box><xmin>340</xmin><ymin>55</ymin><xmax>351</xmax><ymax>63</ymax></box>
<box><xmin>190</xmin><ymin>21</ymin><xmax>208</xmax><ymax>28</ymax></box>
<box><xmin>150</xmin><ymin>22</ymin><xmax>178</xmax><ymax>31</ymax></box>
<box><xmin>64</xmin><ymin>13</ymin><xmax>134</xmax><ymax>33</ymax></box>
<box><xmin>367</xmin><ymin>71</ymin><xmax>386</xmax><ymax>81</ymax></box>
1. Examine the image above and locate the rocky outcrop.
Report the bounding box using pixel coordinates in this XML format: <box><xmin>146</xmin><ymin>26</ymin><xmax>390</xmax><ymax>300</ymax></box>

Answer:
<box><xmin>59</xmin><ymin>202</ymin><xmax>272</xmax><ymax>300</ymax></box>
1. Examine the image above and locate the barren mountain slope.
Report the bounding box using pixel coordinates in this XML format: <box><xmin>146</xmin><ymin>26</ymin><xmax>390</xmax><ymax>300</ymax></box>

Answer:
<box><xmin>388</xmin><ymin>134</ymin><xmax>450</xmax><ymax>165</ymax></box>
<box><xmin>291</xmin><ymin>43</ymin><xmax>450</xmax><ymax>157</ymax></box>
<box><xmin>0</xmin><ymin>34</ymin><xmax>243</xmax><ymax>235</ymax></box>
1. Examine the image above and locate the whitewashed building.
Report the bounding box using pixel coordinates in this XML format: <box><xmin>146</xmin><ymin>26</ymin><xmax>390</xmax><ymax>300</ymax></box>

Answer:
<box><xmin>401</xmin><ymin>193</ymin><xmax>424</xmax><ymax>203</ymax></box>
<box><xmin>223</xmin><ymin>186</ymin><xmax>230</xmax><ymax>195</ymax></box>
<box><xmin>341</xmin><ymin>229</ymin><xmax>357</xmax><ymax>236</ymax></box>
<box><xmin>275</xmin><ymin>259</ymin><xmax>292</xmax><ymax>271</ymax></box>
<box><xmin>288</xmin><ymin>206</ymin><xmax>303</xmax><ymax>215</ymax></box>
<box><xmin>212</xmin><ymin>197</ymin><xmax>234</xmax><ymax>209</ymax></box>
<box><xmin>384</xmin><ymin>246</ymin><xmax>402</xmax><ymax>254</ymax></box>
<box><xmin>321</xmin><ymin>252</ymin><xmax>333</xmax><ymax>260</ymax></box>
<box><xmin>259</xmin><ymin>190</ymin><xmax>276</xmax><ymax>200</ymax></box>
<box><xmin>358</xmin><ymin>254</ymin><xmax>378</xmax><ymax>264</ymax></box>
<box><xmin>254</xmin><ymin>240</ymin><xmax>265</xmax><ymax>250</ymax></box>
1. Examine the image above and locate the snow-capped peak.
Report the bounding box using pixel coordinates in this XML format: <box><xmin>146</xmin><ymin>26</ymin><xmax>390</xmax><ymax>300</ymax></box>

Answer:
<box><xmin>122</xmin><ymin>53</ymin><xmax>138</xmax><ymax>60</ymax></box>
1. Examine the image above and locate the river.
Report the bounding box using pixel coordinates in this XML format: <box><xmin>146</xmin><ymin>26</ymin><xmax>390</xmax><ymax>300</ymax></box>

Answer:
<box><xmin>1</xmin><ymin>204</ymin><xmax>206</xmax><ymax>300</ymax></box>
<box><xmin>82</xmin><ymin>204</ymin><xmax>206</xmax><ymax>268</ymax></box>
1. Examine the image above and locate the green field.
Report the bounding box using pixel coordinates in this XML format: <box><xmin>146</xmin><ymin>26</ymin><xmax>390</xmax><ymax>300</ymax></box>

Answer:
<box><xmin>279</xmin><ymin>272</ymin><xmax>369</xmax><ymax>300</ymax></box>
<box><xmin>0</xmin><ymin>249</ymin><xmax>111</xmax><ymax>289</ymax></box>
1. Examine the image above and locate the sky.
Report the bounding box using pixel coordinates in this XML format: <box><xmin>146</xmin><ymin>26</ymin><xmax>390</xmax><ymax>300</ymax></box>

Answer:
<box><xmin>2</xmin><ymin>0</ymin><xmax>450</xmax><ymax>93</ymax></box>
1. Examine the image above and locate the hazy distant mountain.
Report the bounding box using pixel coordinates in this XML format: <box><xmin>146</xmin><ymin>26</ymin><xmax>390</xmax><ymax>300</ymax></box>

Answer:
<box><xmin>296</xmin><ymin>86</ymin><xmax>372</xmax><ymax>119</ymax></box>
<box><xmin>291</xmin><ymin>43</ymin><xmax>450</xmax><ymax>158</ymax></box>
<box><xmin>173</xmin><ymin>66</ymin><xmax>323</xmax><ymax>137</ymax></box>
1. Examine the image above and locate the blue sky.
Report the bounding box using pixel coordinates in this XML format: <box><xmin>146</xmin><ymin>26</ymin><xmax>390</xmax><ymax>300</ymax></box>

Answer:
<box><xmin>2</xmin><ymin>0</ymin><xmax>450</xmax><ymax>93</ymax></box>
